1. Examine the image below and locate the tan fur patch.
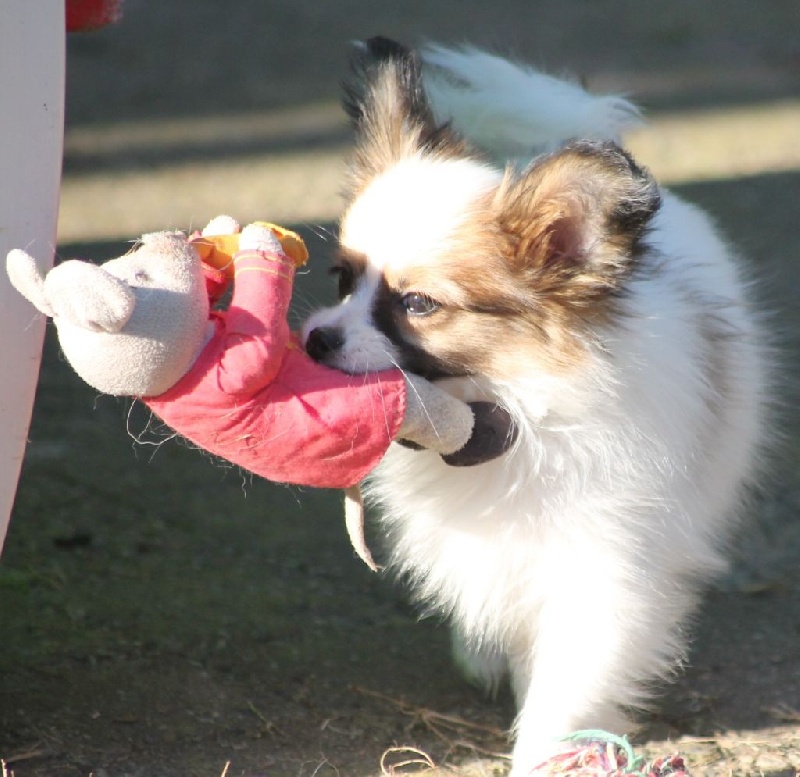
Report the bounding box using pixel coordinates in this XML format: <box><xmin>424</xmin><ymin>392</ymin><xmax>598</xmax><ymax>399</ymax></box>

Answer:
<box><xmin>344</xmin><ymin>59</ymin><xmax>476</xmax><ymax>202</ymax></box>
<box><xmin>492</xmin><ymin>143</ymin><xmax>659</xmax><ymax>311</ymax></box>
<box><xmin>374</xmin><ymin>144</ymin><xmax>660</xmax><ymax>379</ymax></box>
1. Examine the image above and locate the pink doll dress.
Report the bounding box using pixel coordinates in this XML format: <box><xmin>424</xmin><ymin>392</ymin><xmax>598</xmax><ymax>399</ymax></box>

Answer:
<box><xmin>145</xmin><ymin>247</ymin><xmax>406</xmax><ymax>488</ymax></box>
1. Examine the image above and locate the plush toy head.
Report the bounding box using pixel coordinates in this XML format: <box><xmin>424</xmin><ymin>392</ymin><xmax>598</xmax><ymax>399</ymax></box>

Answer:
<box><xmin>7</xmin><ymin>231</ymin><xmax>209</xmax><ymax>397</ymax></box>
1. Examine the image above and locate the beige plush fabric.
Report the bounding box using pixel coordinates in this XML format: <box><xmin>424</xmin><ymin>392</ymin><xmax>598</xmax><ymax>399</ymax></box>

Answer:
<box><xmin>398</xmin><ymin>373</ymin><xmax>475</xmax><ymax>455</ymax></box>
<box><xmin>7</xmin><ymin>232</ymin><xmax>209</xmax><ymax>397</ymax></box>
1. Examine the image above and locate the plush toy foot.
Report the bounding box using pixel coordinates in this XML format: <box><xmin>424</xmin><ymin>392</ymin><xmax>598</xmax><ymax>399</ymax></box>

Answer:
<box><xmin>239</xmin><ymin>223</ymin><xmax>285</xmax><ymax>255</ymax></box>
<box><xmin>202</xmin><ymin>215</ymin><xmax>240</xmax><ymax>236</ymax></box>
<box><xmin>442</xmin><ymin>402</ymin><xmax>516</xmax><ymax>466</ymax></box>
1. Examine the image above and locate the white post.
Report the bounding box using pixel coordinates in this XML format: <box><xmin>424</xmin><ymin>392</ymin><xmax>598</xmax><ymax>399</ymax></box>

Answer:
<box><xmin>0</xmin><ymin>4</ymin><xmax>65</xmax><ymax>552</ymax></box>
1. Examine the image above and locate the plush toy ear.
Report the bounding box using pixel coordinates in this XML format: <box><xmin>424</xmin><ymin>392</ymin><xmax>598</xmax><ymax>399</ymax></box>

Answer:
<box><xmin>44</xmin><ymin>260</ymin><xmax>136</xmax><ymax>333</ymax></box>
<box><xmin>6</xmin><ymin>249</ymin><xmax>55</xmax><ymax>317</ymax></box>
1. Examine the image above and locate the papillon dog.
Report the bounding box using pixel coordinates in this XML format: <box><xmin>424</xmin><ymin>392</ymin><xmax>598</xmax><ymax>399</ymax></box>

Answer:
<box><xmin>303</xmin><ymin>38</ymin><xmax>771</xmax><ymax>774</ymax></box>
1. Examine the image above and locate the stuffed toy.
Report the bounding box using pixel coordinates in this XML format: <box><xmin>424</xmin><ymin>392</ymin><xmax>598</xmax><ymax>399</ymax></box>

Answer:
<box><xmin>6</xmin><ymin>218</ymin><xmax>513</xmax><ymax>563</ymax></box>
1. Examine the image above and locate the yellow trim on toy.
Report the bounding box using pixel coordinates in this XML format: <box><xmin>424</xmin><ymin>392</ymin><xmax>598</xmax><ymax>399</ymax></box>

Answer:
<box><xmin>192</xmin><ymin>224</ymin><xmax>308</xmax><ymax>281</ymax></box>
<box><xmin>252</xmin><ymin>222</ymin><xmax>309</xmax><ymax>267</ymax></box>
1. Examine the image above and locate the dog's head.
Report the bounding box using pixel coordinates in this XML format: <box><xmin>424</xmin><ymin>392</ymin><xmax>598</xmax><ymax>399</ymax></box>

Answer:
<box><xmin>304</xmin><ymin>38</ymin><xmax>660</xmax><ymax>391</ymax></box>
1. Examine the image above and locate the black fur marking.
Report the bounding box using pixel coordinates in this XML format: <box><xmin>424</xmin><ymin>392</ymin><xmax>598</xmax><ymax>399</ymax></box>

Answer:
<box><xmin>329</xmin><ymin>261</ymin><xmax>359</xmax><ymax>299</ymax></box>
<box><xmin>331</xmin><ymin>248</ymin><xmax>369</xmax><ymax>300</ymax></box>
<box><xmin>343</xmin><ymin>36</ymin><xmax>420</xmax><ymax>124</ymax></box>
<box><xmin>370</xmin><ymin>277</ymin><xmax>465</xmax><ymax>380</ymax></box>
<box><xmin>562</xmin><ymin>140</ymin><xmax>662</xmax><ymax>249</ymax></box>
<box><xmin>362</xmin><ymin>36</ymin><xmax>412</xmax><ymax>62</ymax></box>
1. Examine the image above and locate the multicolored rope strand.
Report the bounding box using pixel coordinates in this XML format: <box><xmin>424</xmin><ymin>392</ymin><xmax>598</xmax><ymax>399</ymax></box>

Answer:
<box><xmin>528</xmin><ymin>731</ymin><xmax>691</xmax><ymax>777</ymax></box>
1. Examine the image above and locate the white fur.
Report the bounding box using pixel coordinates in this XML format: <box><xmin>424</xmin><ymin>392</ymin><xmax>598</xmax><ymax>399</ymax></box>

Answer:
<box><xmin>343</xmin><ymin>156</ymin><xmax>502</xmax><ymax>272</ymax></box>
<box><xmin>305</xmin><ymin>46</ymin><xmax>770</xmax><ymax>774</ymax></box>
<box><xmin>421</xmin><ymin>44</ymin><xmax>642</xmax><ymax>163</ymax></box>
<box><xmin>306</xmin><ymin>156</ymin><xmax>503</xmax><ymax>376</ymax></box>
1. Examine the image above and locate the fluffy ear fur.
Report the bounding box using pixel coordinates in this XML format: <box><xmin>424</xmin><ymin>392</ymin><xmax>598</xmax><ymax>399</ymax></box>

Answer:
<box><xmin>494</xmin><ymin>140</ymin><xmax>661</xmax><ymax>313</ymax></box>
<box><xmin>342</xmin><ymin>36</ymin><xmax>473</xmax><ymax>199</ymax></box>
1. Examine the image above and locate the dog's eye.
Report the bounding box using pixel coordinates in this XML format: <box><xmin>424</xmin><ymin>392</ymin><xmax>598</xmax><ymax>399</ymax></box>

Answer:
<box><xmin>401</xmin><ymin>292</ymin><xmax>440</xmax><ymax>317</ymax></box>
<box><xmin>329</xmin><ymin>263</ymin><xmax>355</xmax><ymax>299</ymax></box>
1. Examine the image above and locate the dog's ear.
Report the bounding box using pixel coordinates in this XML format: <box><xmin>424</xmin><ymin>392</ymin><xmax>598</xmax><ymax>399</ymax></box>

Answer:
<box><xmin>342</xmin><ymin>36</ymin><xmax>471</xmax><ymax>199</ymax></box>
<box><xmin>343</xmin><ymin>37</ymin><xmax>419</xmax><ymax>127</ymax></box>
<box><xmin>494</xmin><ymin>140</ymin><xmax>661</xmax><ymax>310</ymax></box>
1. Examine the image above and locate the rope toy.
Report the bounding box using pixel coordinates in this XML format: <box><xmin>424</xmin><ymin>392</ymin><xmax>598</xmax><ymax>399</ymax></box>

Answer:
<box><xmin>529</xmin><ymin>732</ymin><xmax>691</xmax><ymax>777</ymax></box>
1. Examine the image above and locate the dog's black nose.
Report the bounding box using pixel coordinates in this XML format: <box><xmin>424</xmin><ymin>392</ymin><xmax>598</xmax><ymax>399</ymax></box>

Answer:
<box><xmin>306</xmin><ymin>326</ymin><xmax>345</xmax><ymax>362</ymax></box>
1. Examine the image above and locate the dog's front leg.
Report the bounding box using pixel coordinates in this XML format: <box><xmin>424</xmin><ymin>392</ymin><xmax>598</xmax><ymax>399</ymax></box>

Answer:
<box><xmin>506</xmin><ymin>552</ymin><xmax>637</xmax><ymax>775</ymax></box>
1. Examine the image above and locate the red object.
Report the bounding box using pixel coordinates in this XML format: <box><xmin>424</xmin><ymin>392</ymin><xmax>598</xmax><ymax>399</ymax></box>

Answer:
<box><xmin>145</xmin><ymin>248</ymin><xmax>407</xmax><ymax>489</ymax></box>
<box><xmin>66</xmin><ymin>0</ymin><xmax>123</xmax><ymax>32</ymax></box>
<box><xmin>201</xmin><ymin>261</ymin><xmax>230</xmax><ymax>305</ymax></box>
<box><xmin>529</xmin><ymin>733</ymin><xmax>691</xmax><ymax>777</ymax></box>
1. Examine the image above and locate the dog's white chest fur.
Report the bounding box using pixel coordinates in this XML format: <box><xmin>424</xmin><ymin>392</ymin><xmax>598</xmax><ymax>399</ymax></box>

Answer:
<box><xmin>365</xmin><ymin>193</ymin><xmax>766</xmax><ymax>770</ymax></box>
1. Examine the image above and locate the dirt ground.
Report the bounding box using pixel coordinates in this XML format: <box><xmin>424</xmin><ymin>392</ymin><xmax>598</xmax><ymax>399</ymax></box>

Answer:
<box><xmin>2</xmin><ymin>2</ymin><xmax>800</xmax><ymax>775</ymax></box>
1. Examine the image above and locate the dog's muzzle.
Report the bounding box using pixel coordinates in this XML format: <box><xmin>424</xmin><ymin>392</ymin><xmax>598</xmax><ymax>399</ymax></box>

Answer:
<box><xmin>305</xmin><ymin>326</ymin><xmax>345</xmax><ymax>363</ymax></box>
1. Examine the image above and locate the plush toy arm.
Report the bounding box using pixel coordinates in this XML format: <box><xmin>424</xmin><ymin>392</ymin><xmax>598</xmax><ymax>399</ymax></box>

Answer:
<box><xmin>399</xmin><ymin>374</ymin><xmax>474</xmax><ymax>454</ymax></box>
<box><xmin>400</xmin><ymin>375</ymin><xmax>517</xmax><ymax>464</ymax></box>
<box><xmin>216</xmin><ymin>231</ymin><xmax>296</xmax><ymax>395</ymax></box>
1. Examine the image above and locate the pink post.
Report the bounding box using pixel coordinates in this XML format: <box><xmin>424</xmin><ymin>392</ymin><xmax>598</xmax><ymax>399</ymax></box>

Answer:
<box><xmin>0</xmin><ymin>4</ymin><xmax>65</xmax><ymax>553</ymax></box>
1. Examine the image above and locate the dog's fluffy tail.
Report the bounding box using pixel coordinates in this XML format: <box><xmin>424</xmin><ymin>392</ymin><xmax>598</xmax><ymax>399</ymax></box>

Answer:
<box><xmin>420</xmin><ymin>44</ymin><xmax>641</xmax><ymax>163</ymax></box>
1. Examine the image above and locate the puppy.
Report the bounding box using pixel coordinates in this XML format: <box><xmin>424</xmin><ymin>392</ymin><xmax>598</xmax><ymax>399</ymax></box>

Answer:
<box><xmin>304</xmin><ymin>39</ymin><xmax>771</xmax><ymax>774</ymax></box>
